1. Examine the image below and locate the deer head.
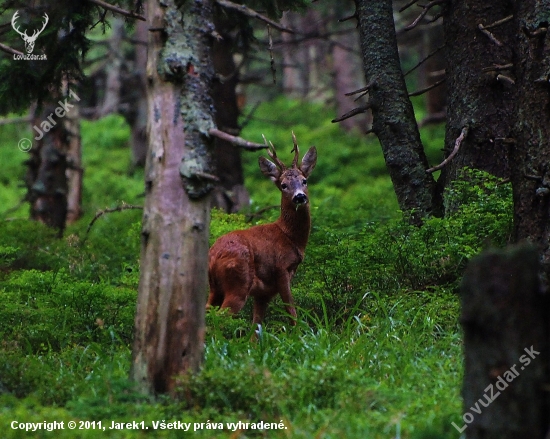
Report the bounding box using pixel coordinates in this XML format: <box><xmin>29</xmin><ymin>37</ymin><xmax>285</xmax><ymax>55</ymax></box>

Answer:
<box><xmin>259</xmin><ymin>132</ymin><xmax>317</xmax><ymax>207</ymax></box>
<box><xmin>12</xmin><ymin>11</ymin><xmax>49</xmax><ymax>54</ymax></box>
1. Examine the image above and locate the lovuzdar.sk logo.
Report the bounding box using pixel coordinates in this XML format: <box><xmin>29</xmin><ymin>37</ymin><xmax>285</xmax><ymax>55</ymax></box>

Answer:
<box><xmin>11</xmin><ymin>10</ymin><xmax>48</xmax><ymax>61</ymax></box>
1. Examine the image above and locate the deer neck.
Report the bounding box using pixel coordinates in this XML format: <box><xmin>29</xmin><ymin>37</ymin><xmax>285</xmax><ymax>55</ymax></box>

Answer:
<box><xmin>275</xmin><ymin>196</ymin><xmax>311</xmax><ymax>252</ymax></box>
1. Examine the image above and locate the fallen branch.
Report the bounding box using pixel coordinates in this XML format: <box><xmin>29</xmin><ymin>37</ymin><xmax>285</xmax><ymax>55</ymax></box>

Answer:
<box><xmin>426</xmin><ymin>125</ymin><xmax>469</xmax><ymax>173</ymax></box>
<box><xmin>83</xmin><ymin>203</ymin><xmax>143</xmax><ymax>243</ymax></box>
<box><xmin>0</xmin><ymin>42</ymin><xmax>24</xmax><ymax>57</ymax></box>
<box><xmin>209</xmin><ymin>128</ymin><xmax>267</xmax><ymax>150</ymax></box>
<box><xmin>408</xmin><ymin>77</ymin><xmax>445</xmax><ymax>97</ymax></box>
<box><xmin>87</xmin><ymin>0</ymin><xmax>146</xmax><ymax>21</ymax></box>
<box><xmin>215</xmin><ymin>0</ymin><xmax>295</xmax><ymax>33</ymax></box>
<box><xmin>331</xmin><ymin>104</ymin><xmax>372</xmax><ymax>123</ymax></box>
<box><xmin>405</xmin><ymin>0</ymin><xmax>446</xmax><ymax>31</ymax></box>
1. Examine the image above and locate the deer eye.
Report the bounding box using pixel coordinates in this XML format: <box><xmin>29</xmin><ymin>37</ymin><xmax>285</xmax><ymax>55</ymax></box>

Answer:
<box><xmin>302</xmin><ymin>179</ymin><xmax>307</xmax><ymax>185</ymax></box>
<box><xmin>281</xmin><ymin>183</ymin><xmax>288</xmax><ymax>189</ymax></box>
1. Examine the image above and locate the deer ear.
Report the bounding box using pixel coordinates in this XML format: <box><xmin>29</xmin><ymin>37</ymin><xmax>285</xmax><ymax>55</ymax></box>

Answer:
<box><xmin>259</xmin><ymin>157</ymin><xmax>281</xmax><ymax>182</ymax></box>
<box><xmin>300</xmin><ymin>146</ymin><xmax>317</xmax><ymax>177</ymax></box>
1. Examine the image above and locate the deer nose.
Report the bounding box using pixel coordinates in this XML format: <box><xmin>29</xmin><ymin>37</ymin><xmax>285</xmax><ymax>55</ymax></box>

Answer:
<box><xmin>292</xmin><ymin>193</ymin><xmax>308</xmax><ymax>205</ymax></box>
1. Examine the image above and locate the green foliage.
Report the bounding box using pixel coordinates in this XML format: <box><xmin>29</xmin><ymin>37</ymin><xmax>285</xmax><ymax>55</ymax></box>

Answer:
<box><xmin>0</xmin><ymin>97</ymin><xmax>514</xmax><ymax>437</ymax></box>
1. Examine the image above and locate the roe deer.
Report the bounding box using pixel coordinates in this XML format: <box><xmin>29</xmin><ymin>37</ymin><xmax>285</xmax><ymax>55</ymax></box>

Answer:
<box><xmin>207</xmin><ymin>133</ymin><xmax>317</xmax><ymax>325</ymax></box>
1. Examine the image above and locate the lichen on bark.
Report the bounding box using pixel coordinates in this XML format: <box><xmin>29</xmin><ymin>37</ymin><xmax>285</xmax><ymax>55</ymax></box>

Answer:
<box><xmin>159</xmin><ymin>0</ymin><xmax>216</xmax><ymax>199</ymax></box>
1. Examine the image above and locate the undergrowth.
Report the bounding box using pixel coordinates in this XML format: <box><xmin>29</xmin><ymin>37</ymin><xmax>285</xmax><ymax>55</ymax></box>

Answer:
<box><xmin>0</xmin><ymin>99</ymin><xmax>513</xmax><ymax>437</ymax></box>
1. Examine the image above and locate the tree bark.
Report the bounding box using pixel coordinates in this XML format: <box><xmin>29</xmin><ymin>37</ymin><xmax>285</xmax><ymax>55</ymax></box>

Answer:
<box><xmin>440</xmin><ymin>0</ymin><xmax>514</xmax><ymax>204</ymax></box>
<box><xmin>64</xmin><ymin>87</ymin><xmax>82</xmax><ymax>224</ymax></box>
<box><xmin>354</xmin><ymin>0</ymin><xmax>439</xmax><ymax>220</ymax></box>
<box><xmin>511</xmin><ymin>0</ymin><xmax>550</xmax><ymax>288</ymax></box>
<box><xmin>459</xmin><ymin>245</ymin><xmax>547</xmax><ymax>438</ymax></box>
<box><xmin>26</xmin><ymin>104</ymin><xmax>69</xmax><ymax>236</ymax></box>
<box><xmin>131</xmin><ymin>0</ymin><xmax>215</xmax><ymax>395</ymax></box>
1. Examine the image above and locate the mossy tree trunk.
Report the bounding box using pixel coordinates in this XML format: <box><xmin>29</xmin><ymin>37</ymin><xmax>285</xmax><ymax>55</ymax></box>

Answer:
<box><xmin>440</xmin><ymin>1</ymin><xmax>514</xmax><ymax>207</ymax></box>
<box><xmin>354</xmin><ymin>0</ymin><xmax>440</xmax><ymax>221</ymax></box>
<box><xmin>511</xmin><ymin>0</ymin><xmax>550</xmax><ymax>288</ymax></box>
<box><xmin>131</xmin><ymin>0</ymin><xmax>215</xmax><ymax>395</ymax></box>
<box><xmin>460</xmin><ymin>245</ymin><xmax>548</xmax><ymax>438</ymax></box>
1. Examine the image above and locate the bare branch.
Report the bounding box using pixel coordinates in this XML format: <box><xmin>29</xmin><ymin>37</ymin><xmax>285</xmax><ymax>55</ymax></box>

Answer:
<box><xmin>481</xmin><ymin>63</ymin><xmax>513</xmax><ymax>73</ymax></box>
<box><xmin>399</xmin><ymin>0</ymin><xmax>420</xmax><ymax>13</ymax></box>
<box><xmin>526</xmin><ymin>26</ymin><xmax>547</xmax><ymax>37</ymax></box>
<box><xmin>84</xmin><ymin>203</ymin><xmax>143</xmax><ymax>243</ymax></box>
<box><xmin>496</xmin><ymin>73</ymin><xmax>515</xmax><ymax>85</ymax></box>
<box><xmin>477</xmin><ymin>23</ymin><xmax>503</xmax><ymax>46</ymax></box>
<box><xmin>0</xmin><ymin>115</ymin><xmax>31</xmax><ymax>125</ymax></box>
<box><xmin>215</xmin><ymin>0</ymin><xmax>295</xmax><ymax>33</ymax></box>
<box><xmin>209</xmin><ymin>128</ymin><xmax>267</xmax><ymax>151</ymax></box>
<box><xmin>0</xmin><ymin>42</ymin><xmax>23</xmax><ymax>57</ymax></box>
<box><xmin>345</xmin><ymin>79</ymin><xmax>376</xmax><ymax>96</ymax></box>
<box><xmin>267</xmin><ymin>24</ymin><xmax>276</xmax><ymax>84</ymax></box>
<box><xmin>404</xmin><ymin>0</ymin><xmax>446</xmax><ymax>31</ymax></box>
<box><xmin>408</xmin><ymin>77</ymin><xmax>445</xmax><ymax>97</ymax></box>
<box><xmin>87</xmin><ymin>0</ymin><xmax>146</xmax><ymax>21</ymax></box>
<box><xmin>426</xmin><ymin>125</ymin><xmax>469</xmax><ymax>173</ymax></box>
<box><xmin>331</xmin><ymin>104</ymin><xmax>372</xmax><ymax>123</ymax></box>
<box><xmin>339</xmin><ymin>13</ymin><xmax>357</xmax><ymax>23</ymax></box>
<box><xmin>403</xmin><ymin>44</ymin><xmax>445</xmax><ymax>77</ymax></box>
<box><xmin>482</xmin><ymin>14</ymin><xmax>513</xmax><ymax>30</ymax></box>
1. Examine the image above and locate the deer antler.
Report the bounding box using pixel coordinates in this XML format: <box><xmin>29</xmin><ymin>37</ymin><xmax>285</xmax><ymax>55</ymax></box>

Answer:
<box><xmin>11</xmin><ymin>11</ymin><xmax>26</xmax><ymax>38</ymax></box>
<box><xmin>262</xmin><ymin>134</ymin><xmax>286</xmax><ymax>170</ymax></box>
<box><xmin>31</xmin><ymin>13</ymin><xmax>49</xmax><ymax>39</ymax></box>
<box><xmin>291</xmin><ymin>131</ymin><xmax>300</xmax><ymax>169</ymax></box>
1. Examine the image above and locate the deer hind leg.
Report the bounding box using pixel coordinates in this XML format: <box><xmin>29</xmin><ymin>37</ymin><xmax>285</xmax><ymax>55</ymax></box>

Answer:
<box><xmin>213</xmin><ymin>259</ymin><xmax>251</xmax><ymax>316</ymax></box>
<box><xmin>252</xmin><ymin>297</ymin><xmax>269</xmax><ymax>325</ymax></box>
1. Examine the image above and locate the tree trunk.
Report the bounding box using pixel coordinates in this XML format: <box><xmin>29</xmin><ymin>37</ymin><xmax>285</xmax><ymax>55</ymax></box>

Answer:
<box><xmin>64</xmin><ymin>87</ymin><xmax>83</xmax><ymax>224</ymax></box>
<box><xmin>332</xmin><ymin>27</ymin><xmax>371</xmax><ymax>132</ymax></box>
<box><xmin>97</xmin><ymin>18</ymin><xmax>124</xmax><ymax>118</ymax></box>
<box><xmin>210</xmin><ymin>13</ymin><xmax>249</xmax><ymax>213</ymax></box>
<box><xmin>354</xmin><ymin>0</ymin><xmax>439</xmax><ymax>220</ymax></box>
<box><xmin>128</xmin><ymin>18</ymin><xmax>148</xmax><ymax>168</ymax></box>
<box><xmin>440</xmin><ymin>0</ymin><xmax>514</xmax><ymax>204</ymax></box>
<box><xmin>511</xmin><ymin>0</ymin><xmax>550</xmax><ymax>288</ymax></box>
<box><xmin>26</xmin><ymin>104</ymin><xmax>69</xmax><ymax>236</ymax></box>
<box><xmin>131</xmin><ymin>0</ymin><xmax>215</xmax><ymax>395</ymax></box>
<box><xmin>459</xmin><ymin>245</ymin><xmax>547</xmax><ymax>438</ymax></box>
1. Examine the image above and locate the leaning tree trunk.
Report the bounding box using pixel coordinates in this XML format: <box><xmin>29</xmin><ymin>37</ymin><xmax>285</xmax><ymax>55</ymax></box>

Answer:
<box><xmin>511</xmin><ymin>0</ymin><xmax>550</xmax><ymax>288</ymax></box>
<box><xmin>440</xmin><ymin>0</ymin><xmax>514</xmax><ymax>207</ymax></box>
<box><xmin>131</xmin><ymin>0</ymin><xmax>215</xmax><ymax>395</ymax></box>
<box><xmin>353</xmin><ymin>0</ymin><xmax>439</xmax><ymax>220</ymax></box>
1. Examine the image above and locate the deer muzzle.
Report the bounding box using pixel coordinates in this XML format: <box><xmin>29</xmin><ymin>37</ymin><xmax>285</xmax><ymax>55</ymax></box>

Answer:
<box><xmin>292</xmin><ymin>192</ymin><xmax>308</xmax><ymax>205</ymax></box>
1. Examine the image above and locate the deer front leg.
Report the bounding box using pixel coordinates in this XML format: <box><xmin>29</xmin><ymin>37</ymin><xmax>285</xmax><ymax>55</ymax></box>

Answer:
<box><xmin>278</xmin><ymin>273</ymin><xmax>297</xmax><ymax>326</ymax></box>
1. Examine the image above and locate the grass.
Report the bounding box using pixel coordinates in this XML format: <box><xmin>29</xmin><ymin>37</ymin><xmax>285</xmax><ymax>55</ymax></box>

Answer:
<box><xmin>0</xmin><ymin>98</ymin><xmax>512</xmax><ymax>437</ymax></box>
